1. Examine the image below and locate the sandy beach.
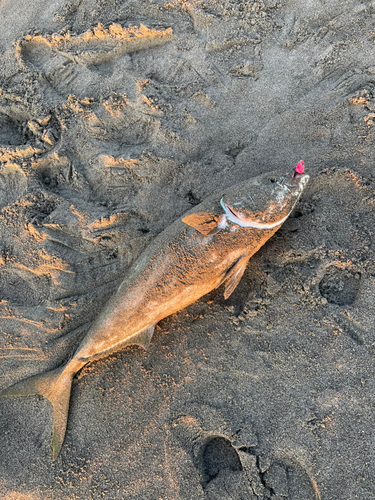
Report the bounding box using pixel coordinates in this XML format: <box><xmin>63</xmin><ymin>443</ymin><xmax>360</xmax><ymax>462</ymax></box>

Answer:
<box><xmin>0</xmin><ymin>0</ymin><xmax>374</xmax><ymax>498</ymax></box>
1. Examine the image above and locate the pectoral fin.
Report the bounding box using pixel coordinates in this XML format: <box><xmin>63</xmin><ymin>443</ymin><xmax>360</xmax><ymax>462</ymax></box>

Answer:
<box><xmin>182</xmin><ymin>212</ymin><xmax>222</xmax><ymax>236</ymax></box>
<box><xmin>220</xmin><ymin>254</ymin><xmax>250</xmax><ymax>300</ymax></box>
<box><xmin>129</xmin><ymin>324</ymin><xmax>156</xmax><ymax>350</ymax></box>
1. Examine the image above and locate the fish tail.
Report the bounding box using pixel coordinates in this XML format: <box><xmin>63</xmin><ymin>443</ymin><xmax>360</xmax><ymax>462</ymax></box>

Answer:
<box><xmin>0</xmin><ymin>363</ymin><xmax>76</xmax><ymax>460</ymax></box>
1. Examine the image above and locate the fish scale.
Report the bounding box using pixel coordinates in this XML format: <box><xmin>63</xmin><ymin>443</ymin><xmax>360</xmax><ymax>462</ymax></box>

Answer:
<box><xmin>0</xmin><ymin>163</ymin><xmax>309</xmax><ymax>459</ymax></box>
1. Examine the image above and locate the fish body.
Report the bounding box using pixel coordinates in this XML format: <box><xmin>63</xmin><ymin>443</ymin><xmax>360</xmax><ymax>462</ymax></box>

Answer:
<box><xmin>0</xmin><ymin>164</ymin><xmax>309</xmax><ymax>459</ymax></box>
<box><xmin>77</xmin><ymin>209</ymin><xmax>276</xmax><ymax>359</ymax></box>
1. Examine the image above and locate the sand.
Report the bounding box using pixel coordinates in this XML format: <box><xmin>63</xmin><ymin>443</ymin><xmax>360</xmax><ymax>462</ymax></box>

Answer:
<box><xmin>0</xmin><ymin>0</ymin><xmax>374</xmax><ymax>498</ymax></box>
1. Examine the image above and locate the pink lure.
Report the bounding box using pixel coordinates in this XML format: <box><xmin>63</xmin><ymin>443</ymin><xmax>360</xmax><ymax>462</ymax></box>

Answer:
<box><xmin>295</xmin><ymin>160</ymin><xmax>305</xmax><ymax>174</ymax></box>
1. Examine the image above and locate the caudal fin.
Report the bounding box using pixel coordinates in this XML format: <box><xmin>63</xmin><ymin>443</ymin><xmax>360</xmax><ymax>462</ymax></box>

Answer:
<box><xmin>0</xmin><ymin>364</ymin><xmax>74</xmax><ymax>460</ymax></box>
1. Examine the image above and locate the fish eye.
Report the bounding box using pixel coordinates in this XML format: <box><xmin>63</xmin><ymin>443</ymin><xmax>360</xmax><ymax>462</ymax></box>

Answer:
<box><xmin>267</xmin><ymin>176</ymin><xmax>278</xmax><ymax>184</ymax></box>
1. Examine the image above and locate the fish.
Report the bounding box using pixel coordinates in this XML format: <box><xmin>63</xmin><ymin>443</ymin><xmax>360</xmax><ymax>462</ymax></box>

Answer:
<box><xmin>0</xmin><ymin>161</ymin><xmax>309</xmax><ymax>459</ymax></box>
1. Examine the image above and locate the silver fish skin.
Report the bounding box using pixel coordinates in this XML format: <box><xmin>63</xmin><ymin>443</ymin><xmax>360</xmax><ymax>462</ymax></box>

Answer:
<box><xmin>0</xmin><ymin>165</ymin><xmax>309</xmax><ymax>459</ymax></box>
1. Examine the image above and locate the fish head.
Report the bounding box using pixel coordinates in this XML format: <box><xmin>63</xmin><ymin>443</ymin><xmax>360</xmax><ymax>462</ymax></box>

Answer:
<box><xmin>220</xmin><ymin>161</ymin><xmax>310</xmax><ymax>229</ymax></box>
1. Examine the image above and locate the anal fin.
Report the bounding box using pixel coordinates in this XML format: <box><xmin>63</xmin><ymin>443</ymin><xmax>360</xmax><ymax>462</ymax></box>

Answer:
<box><xmin>128</xmin><ymin>324</ymin><xmax>156</xmax><ymax>350</ymax></box>
<box><xmin>219</xmin><ymin>254</ymin><xmax>250</xmax><ymax>300</ymax></box>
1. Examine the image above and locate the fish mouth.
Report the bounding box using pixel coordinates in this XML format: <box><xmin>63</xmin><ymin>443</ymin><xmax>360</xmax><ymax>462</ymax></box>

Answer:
<box><xmin>296</xmin><ymin>173</ymin><xmax>310</xmax><ymax>188</ymax></box>
<box><xmin>289</xmin><ymin>168</ymin><xmax>310</xmax><ymax>191</ymax></box>
<box><xmin>292</xmin><ymin>169</ymin><xmax>301</xmax><ymax>180</ymax></box>
<box><xmin>290</xmin><ymin>166</ymin><xmax>304</xmax><ymax>181</ymax></box>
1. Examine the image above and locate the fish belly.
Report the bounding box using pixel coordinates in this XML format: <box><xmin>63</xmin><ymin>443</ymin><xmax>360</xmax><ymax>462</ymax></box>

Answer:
<box><xmin>72</xmin><ymin>226</ymin><xmax>248</xmax><ymax>361</ymax></box>
<box><xmin>73</xmin><ymin>270</ymin><xmax>222</xmax><ymax>361</ymax></box>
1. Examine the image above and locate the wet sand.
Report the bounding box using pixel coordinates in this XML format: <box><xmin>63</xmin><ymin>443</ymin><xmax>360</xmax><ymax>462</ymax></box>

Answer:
<box><xmin>0</xmin><ymin>1</ymin><xmax>374</xmax><ymax>498</ymax></box>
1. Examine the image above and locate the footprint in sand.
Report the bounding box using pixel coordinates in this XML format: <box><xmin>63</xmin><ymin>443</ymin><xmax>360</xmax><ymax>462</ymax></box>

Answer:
<box><xmin>199</xmin><ymin>435</ymin><xmax>250</xmax><ymax>499</ymax></box>
<box><xmin>0</xmin><ymin>267</ymin><xmax>51</xmax><ymax>307</ymax></box>
<box><xmin>0</xmin><ymin>112</ymin><xmax>27</xmax><ymax>146</ymax></box>
<box><xmin>319</xmin><ymin>265</ymin><xmax>361</xmax><ymax>306</ymax></box>
<box><xmin>0</xmin><ymin>101</ymin><xmax>60</xmax><ymax>165</ymax></box>
<box><xmin>262</xmin><ymin>459</ymin><xmax>321</xmax><ymax>500</ymax></box>
<box><xmin>20</xmin><ymin>24</ymin><xmax>175</xmax><ymax>99</ymax></box>
<box><xmin>201</xmin><ymin>442</ymin><xmax>321</xmax><ymax>500</ymax></box>
<box><xmin>174</xmin><ymin>415</ymin><xmax>320</xmax><ymax>499</ymax></box>
<box><xmin>0</xmin><ymin>164</ymin><xmax>27</xmax><ymax>209</ymax></box>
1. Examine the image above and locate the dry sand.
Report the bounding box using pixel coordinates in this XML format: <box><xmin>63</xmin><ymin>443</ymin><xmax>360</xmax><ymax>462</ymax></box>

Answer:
<box><xmin>0</xmin><ymin>0</ymin><xmax>374</xmax><ymax>498</ymax></box>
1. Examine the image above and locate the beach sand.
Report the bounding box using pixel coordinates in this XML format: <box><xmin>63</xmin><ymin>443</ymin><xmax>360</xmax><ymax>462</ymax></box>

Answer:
<box><xmin>0</xmin><ymin>1</ymin><xmax>374</xmax><ymax>498</ymax></box>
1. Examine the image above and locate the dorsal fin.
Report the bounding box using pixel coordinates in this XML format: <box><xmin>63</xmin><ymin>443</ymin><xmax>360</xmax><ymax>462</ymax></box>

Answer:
<box><xmin>182</xmin><ymin>212</ymin><xmax>222</xmax><ymax>235</ymax></box>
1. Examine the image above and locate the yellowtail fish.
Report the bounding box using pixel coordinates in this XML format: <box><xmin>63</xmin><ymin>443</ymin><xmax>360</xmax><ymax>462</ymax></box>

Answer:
<box><xmin>0</xmin><ymin>162</ymin><xmax>309</xmax><ymax>459</ymax></box>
